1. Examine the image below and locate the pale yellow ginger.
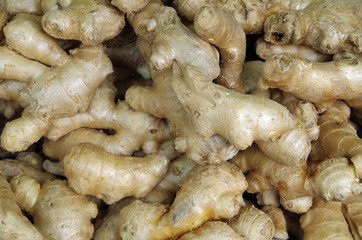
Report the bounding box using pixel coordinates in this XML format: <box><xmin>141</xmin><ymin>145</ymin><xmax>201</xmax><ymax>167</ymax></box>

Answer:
<box><xmin>229</xmin><ymin>205</ymin><xmax>275</xmax><ymax>240</ymax></box>
<box><xmin>258</xmin><ymin>53</ymin><xmax>362</xmax><ymax>110</ymax></box>
<box><xmin>4</xmin><ymin>14</ymin><xmax>70</xmax><ymax>66</ymax></box>
<box><xmin>280</xmin><ymin>195</ymin><xmax>313</xmax><ymax>214</ymax></box>
<box><xmin>42</xmin><ymin>0</ymin><xmax>125</xmax><ymax>45</ymax></box>
<box><xmin>264</xmin><ymin>0</ymin><xmax>361</xmax><ymax>54</ymax></box>
<box><xmin>0</xmin><ymin>80</ymin><xmax>26</xmax><ymax>103</ymax></box>
<box><xmin>43</xmin><ymin>78</ymin><xmax>173</xmax><ymax>157</ymax></box>
<box><xmin>118</xmin><ymin>162</ymin><xmax>247</xmax><ymax>240</ymax></box>
<box><xmin>256</xmin><ymin>189</ymin><xmax>280</xmax><ymax>207</ymax></box>
<box><xmin>194</xmin><ymin>5</ymin><xmax>246</xmax><ymax>93</ymax></box>
<box><xmin>62</xmin><ymin>143</ymin><xmax>169</xmax><ymax>204</ymax></box>
<box><xmin>0</xmin><ymin>171</ymin><xmax>44</xmax><ymax>240</ymax></box>
<box><xmin>261</xmin><ymin>206</ymin><xmax>288</xmax><ymax>240</ymax></box>
<box><xmin>256</xmin><ymin>37</ymin><xmax>332</xmax><ymax>62</ymax></box>
<box><xmin>1</xmin><ymin>44</ymin><xmax>113</xmax><ymax>152</ymax></box>
<box><xmin>111</xmin><ymin>0</ymin><xmax>149</xmax><ymax>13</ymax></box>
<box><xmin>300</xmin><ymin>198</ymin><xmax>353</xmax><ymax>240</ymax></box>
<box><xmin>10</xmin><ymin>175</ymin><xmax>98</xmax><ymax>240</ymax></box>
<box><xmin>310</xmin><ymin>101</ymin><xmax>362</xmax><ymax>178</ymax></box>
<box><xmin>1</xmin><ymin>0</ymin><xmax>42</xmax><ymax>15</ymax></box>
<box><xmin>343</xmin><ymin>193</ymin><xmax>362</xmax><ymax>239</ymax></box>
<box><xmin>0</xmin><ymin>99</ymin><xmax>22</xmax><ymax>118</ymax></box>
<box><xmin>178</xmin><ymin>221</ymin><xmax>246</xmax><ymax>240</ymax></box>
<box><xmin>144</xmin><ymin>154</ymin><xmax>197</xmax><ymax>204</ymax></box>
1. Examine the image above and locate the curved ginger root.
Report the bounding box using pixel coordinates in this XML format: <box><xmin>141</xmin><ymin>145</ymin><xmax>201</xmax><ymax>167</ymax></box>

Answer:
<box><xmin>0</xmin><ymin>171</ymin><xmax>43</xmax><ymax>240</ymax></box>
<box><xmin>118</xmin><ymin>162</ymin><xmax>247</xmax><ymax>240</ymax></box>
<box><xmin>1</xmin><ymin>44</ymin><xmax>113</xmax><ymax>152</ymax></box>
<box><xmin>280</xmin><ymin>195</ymin><xmax>313</xmax><ymax>214</ymax></box>
<box><xmin>62</xmin><ymin>143</ymin><xmax>169</xmax><ymax>204</ymax></box>
<box><xmin>264</xmin><ymin>0</ymin><xmax>361</xmax><ymax>54</ymax></box>
<box><xmin>194</xmin><ymin>5</ymin><xmax>246</xmax><ymax>93</ymax></box>
<box><xmin>10</xmin><ymin>176</ymin><xmax>98</xmax><ymax>240</ymax></box>
<box><xmin>258</xmin><ymin>53</ymin><xmax>362</xmax><ymax>109</ymax></box>
<box><xmin>42</xmin><ymin>0</ymin><xmax>125</xmax><ymax>45</ymax></box>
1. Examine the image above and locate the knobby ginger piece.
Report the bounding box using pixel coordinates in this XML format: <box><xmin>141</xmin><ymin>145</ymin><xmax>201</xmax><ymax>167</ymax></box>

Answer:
<box><xmin>343</xmin><ymin>193</ymin><xmax>362</xmax><ymax>239</ymax></box>
<box><xmin>194</xmin><ymin>5</ymin><xmax>246</xmax><ymax>93</ymax></box>
<box><xmin>310</xmin><ymin>101</ymin><xmax>362</xmax><ymax>177</ymax></box>
<box><xmin>1</xmin><ymin>44</ymin><xmax>113</xmax><ymax>152</ymax></box>
<box><xmin>261</xmin><ymin>206</ymin><xmax>288</xmax><ymax>240</ymax></box>
<box><xmin>10</xmin><ymin>176</ymin><xmax>98</xmax><ymax>240</ymax></box>
<box><xmin>229</xmin><ymin>205</ymin><xmax>275</xmax><ymax>240</ymax></box>
<box><xmin>62</xmin><ymin>143</ymin><xmax>169</xmax><ymax>204</ymax></box>
<box><xmin>280</xmin><ymin>195</ymin><xmax>313</xmax><ymax>214</ymax></box>
<box><xmin>258</xmin><ymin>53</ymin><xmax>362</xmax><ymax>109</ymax></box>
<box><xmin>111</xmin><ymin>0</ymin><xmax>149</xmax><ymax>13</ymax></box>
<box><xmin>0</xmin><ymin>171</ymin><xmax>43</xmax><ymax>240</ymax></box>
<box><xmin>119</xmin><ymin>162</ymin><xmax>247</xmax><ymax>240</ymax></box>
<box><xmin>300</xmin><ymin>198</ymin><xmax>353</xmax><ymax>240</ymax></box>
<box><xmin>178</xmin><ymin>221</ymin><xmax>246</xmax><ymax>240</ymax></box>
<box><xmin>1</xmin><ymin>0</ymin><xmax>42</xmax><ymax>15</ymax></box>
<box><xmin>16</xmin><ymin>151</ymin><xmax>43</xmax><ymax>169</ymax></box>
<box><xmin>4</xmin><ymin>14</ymin><xmax>70</xmax><ymax>66</ymax></box>
<box><xmin>42</xmin><ymin>0</ymin><xmax>125</xmax><ymax>45</ymax></box>
<box><xmin>264</xmin><ymin>0</ymin><xmax>361</xmax><ymax>54</ymax></box>
<box><xmin>256</xmin><ymin>37</ymin><xmax>332</xmax><ymax>62</ymax></box>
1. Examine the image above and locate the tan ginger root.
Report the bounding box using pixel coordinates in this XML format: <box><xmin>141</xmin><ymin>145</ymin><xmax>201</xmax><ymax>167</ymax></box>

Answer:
<box><xmin>343</xmin><ymin>193</ymin><xmax>362</xmax><ymax>239</ymax></box>
<box><xmin>256</xmin><ymin>37</ymin><xmax>332</xmax><ymax>62</ymax></box>
<box><xmin>0</xmin><ymin>80</ymin><xmax>26</xmax><ymax>103</ymax></box>
<box><xmin>119</xmin><ymin>162</ymin><xmax>247</xmax><ymax>240</ymax></box>
<box><xmin>258</xmin><ymin>53</ymin><xmax>362</xmax><ymax>109</ymax></box>
<box><xmin>111</xmin><ymin>0</ymin><xmax>149</xmax><ymax>13</ymax></box>
<box><xmin>10</xmin><ymin>175</ymin><xmax>98</xmax><ymax>240</ymax></box>
<box><xmin>264</xmin><ymin>0</ymin><xmax>361</xmax><ymax>54</ymax></box>
<box><xmin>310</xmin><ymin>101</ymin><xmax>362</xmax><ymax>178</ymax></box>
<box><xmin>300</xmin><ymin>198</ymin><xmax>354</xmax><ymax>240</ymax></box>
<box><xmin>129</xmin><ymin>4</ymin><xmax>294</xmax><ymax>151</ymax></box>
<box><xmin>4</xmin><ymin>14</ymin><xmax>70</xmax><ymax>66</ymax></box>
<box><xmin>0</xmin><ymin>0</ymin><xmax>42</xmax><ymax>15</ymax></box>
<box><xmin>178</xmin><ymin>221</ymin><xmax>246</xmax><ymax>240</ymax></box>
<box><xmin>1</xmin><ymin>44</ymin><xmax>113</xmax><ymax>152</ymax></box>
<box><xmin>280</xmin><ymin>195</ymin><xmax>313</xmax><ymax>214</ymax></box>
<box><xmin>0</xmin><ymin>171</ymin><xmax>44</xmax><ymax>239</ymax></box>
<box><xmin>41</xmin><ymin>0</ymin><xmax>125</xmax><ymax>45</ymax></box>
<box><xmin>261</xmin><ymin>205</ymin><xmax>288</xmax><ymax>240</ymax></box>
<box><xmin>194</xmin><ymin>5</ymin><xmax>246</xmax><ymax>93</ymax></box>
<box><xmin>62</xmin><ymin>143</ymin><xmax>169</xmax><ymax>204</ymax></box>
<box><xmin>229</xmin><ymin>205</ymin><xmax>275</xmax><ymax>240</ymax></box>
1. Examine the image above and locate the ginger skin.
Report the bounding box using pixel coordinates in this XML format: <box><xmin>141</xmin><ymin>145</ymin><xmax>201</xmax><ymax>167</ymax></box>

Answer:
<box><xmin>264</xmin><ymin>0</ymin><xmax>362</xmax><ymax>54</ymax></box>
<box><xmin>119</xmin><ymin>162</ymin><xmax>247</xmax><ymax>240</ymax></box>
<box><xmin>1</xmin><ymin>0</ymin><xmax>42</xmax><ymax>15</ymax></box>
<box><xmin>343</xmin><ymin>193</ymin><xmax>362</xmax><ymax>239</ymax></box>
<box><xmin>261</xmin><ymin>205</ymin><xmax>288</xmax><ymax>240</ymax></box>
<box><xmin>62</xmin><ymin>143</ymin><xmax>169</xmax><ymax>204</ymax></box>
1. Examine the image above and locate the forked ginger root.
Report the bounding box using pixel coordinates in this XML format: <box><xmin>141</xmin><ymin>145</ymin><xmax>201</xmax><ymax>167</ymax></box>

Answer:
<box><xmin>119</xmin><ymin>162</ymin><xmax>247</xmax><ymax>240</ymax></box>
<box><xmin>10</xmin><ymin>175</ymin><xmax>98</xmax><ymax>240</ymax></box>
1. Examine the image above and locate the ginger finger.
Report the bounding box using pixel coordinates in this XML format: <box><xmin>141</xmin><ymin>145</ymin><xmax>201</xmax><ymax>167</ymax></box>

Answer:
<box><xmin>194</xmin><ymin>5</ymin><xmax>246</xmax><ymax>93</ymax></box>
<box><xmin>111</xmin><ymin>0</ymin><xmax>149</xmax><ymax>13</ymax></box>
<box><xmin>0</xmin><ymin>80</ymin><xmax>26</xmax><ymax>103</ymax></box>
<box><xmin>261</xmin><ymin>205</ymin><xmax>288</xmax><ymax>240</ymax></box>
<box><xmin>280</xmin><ymin>196</ymin><xmax>313</xmax><ymax>214</ymax></box>
<box><xmin>119</xmin><ymin>162</ymin><xmax>247</xmax><ymax>240</ymax></box>
<box><xmin>343</xmin><ymin>193</ymin><xmax>362</xmax><ymax>239</ymax></box>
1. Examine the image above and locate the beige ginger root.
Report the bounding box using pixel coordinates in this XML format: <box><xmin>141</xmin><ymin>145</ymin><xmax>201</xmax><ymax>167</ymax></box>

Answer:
<box><xmin>10</xmin><ymin>175</ymin><xmax>98</xmax><ymax>240</ymax></box>
<box><xmin>264</xmin><ymin>0</ymin><xmax>361</xmax><ymax>54</ymax></box>
<box><xmin>258</xmin><ymin>53</ymin><xmax>362</xmax><ymax>109</ymax></box>
<box><xmin>111</xmin><ymin>0</ymin><xmax>149</xmax><ymax>13</ymax></box>
<box><xmin>300</xmin><ymin>198</ymin><xmax>354</xmax><ymax>240</ymax></box>
<box><xmin>0</xmin><ymin>171</ymin><xmax>44</xmax><ymax>240</ymax></box>
<box><xmin>118</xmin><ymin>162</ymin><xmax>247</xmax><ymax>240</ymax></box>
<box><xmin>194</xmin><ymin>5</ymin><xmax>246</xmax><ymax>92</ymax></box>
<box><xmin>42</xmin><ymin>0</ymin><xmax>125</xmax><ymax>45</ymax></box>
<box><xmin>62</xmin><ymin>143</ymin><xmax>169</xmax><ymax>204</ymax></box>
<box><xmin>0</xmin><ymin>80</ymin><xmax>26</xmax><ymax>103</ymax></box>
<box><xmin>261</xmin><ymin>205</ymin><xmax>288</xmax><ymax>240</ymax></box>
<box><xmin>1</xmin><ymin>44</ymin><xmax>113</xmax><ymax>152</ymax></box>
<box><xmin>343</xmin><ymin>193</ymin><xmax>362</xmax><ymax>239</ymax></box>
<box><xmin>1</xmin><ymin>0</ymin><xmax>42</xmax><ymax>15</ymax></box>
<box><xmin>280</xmin><ymin>195</ymin><xmax>313</xmax><ymax>214</ymax></box>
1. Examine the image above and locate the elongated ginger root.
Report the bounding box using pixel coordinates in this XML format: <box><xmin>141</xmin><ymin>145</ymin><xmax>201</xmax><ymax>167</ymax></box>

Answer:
<box><xmin>178</xmin><ymin>221</ymin><xmax>246</xmax><ymax>240</ymax></box>
<box><xmin>300</xmin><ymin>198</ymin><xmax>353</xmax><ymax>240</ymax></box>
<box><xmin>62</xmin><ymin>143</ymin><xmax>169</xmax><ymax>204</ymax></box>
<box><xmin>258</xmin><ymin>53</ymin><xmax>362</xmax><ymax>109</ymax></box>
<box><xmin>261</xmin><ymin>206</ymin><xmax>288</xmax><ymax>240</ymax></box>
<box><xmin>194</xmin><ymin>5</ymin><xmax>246</xmax><ymax>92</ymax></box>
<box><xmin>310</xmin><ymin>101</ymin><xmax>362</xmax><ymax>177</ymax></box>
<box><xmin>119</xmin><ymin>162</ymin><xmax>247</xmax><ymax>240</ymax></box>
<box><xmin>343</xmin><ymin>193</ymin><xmax>362</xmax><ymax>239</ymax></box>
<box><xmin>0</xmin><ymin>171</ymin><xmax>44</xmax><ymax>240</ymax></box>
<box><xmin>10</xmin><ymin>175</ymin><xmax>98</xmax><ymax>240</ymax></box>
<box><xmin>256</xmin><ymin>37</ymin><xmax>332</xmax><ymax>62</ymax></box>
<box><xmin>229</xmin><ymin>205</ymin><xmax>275</xmax><ymax>240</ymax></box>
<box><xmin>42</xmin><ymin>0</ymin><xmax>125</xmax><ymax>45</ymax></box>
<box><xmin>264</xmin><ymin>0</ymin><xmax>361</xmax><ymax>54</ymax></box>
<box><xmin>1</xmin><ymin>44</ymin><xmax>113</xmax><ymax>152</ymax></box>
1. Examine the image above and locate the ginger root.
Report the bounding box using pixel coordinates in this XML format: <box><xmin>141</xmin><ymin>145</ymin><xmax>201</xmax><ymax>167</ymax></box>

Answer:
<box><xmin>261</xmin><ymin>205</ymin><xmax>288</xmax><ymax>240</ymax></box>
<box><xmin>343</xmin><ymin>193</ymin><xmax>362</xmax><ymax>239</ymax></box>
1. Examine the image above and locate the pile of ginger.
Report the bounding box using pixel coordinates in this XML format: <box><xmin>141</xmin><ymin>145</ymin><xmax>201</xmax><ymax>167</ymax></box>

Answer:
<box><xmin>0</xmin><ymin>0</ymin><xmax>361</xmax><ymax>239</ymax></box>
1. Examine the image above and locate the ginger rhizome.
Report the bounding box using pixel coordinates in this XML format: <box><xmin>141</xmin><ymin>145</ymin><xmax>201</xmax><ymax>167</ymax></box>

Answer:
<box><xmin>118</xmin><ymin>162</ymin><xmax>247</xmax><ymax>240</ymax></box>
<box><xmin>1</xmin><ymin>44</ymin><xmax>113</xmax><ymax>152</ymax></box>
<box><xmin>62</xmin><ymin>143</ymin><xmax>169</xmax><ymax>204</ymax></box>
<box><xmin>343</xmin><ymin>193</ymin><xmax>362</xmax><ymax>239</ymax></box>
<box><xmin>1</xmin><ymin>0</ymin><xmax>42</xmax><ymax>15</ymax></box>
<box><xmin>261</xmin><ymin>205</ymin><xmax>288</xmax><ymax>240</ymax></box>
<box><xmin>264</xmin><ymin>0</ymin><xmax>362</xmax><ymax>54</ymax></box>
<box><xmin>194</xmin><ymin>5</ymin><xmax>246</xmax><ymax>92</ymax></box>
<box><xmin>41</xmin><ymin>0</ymin><xmax>125</xmax><ymax>44</ymax></box>
<box><xmin>258</xmin><ymin>53</ymin><xmax>362</xmax><ymax>109</ymax></box>
<box><xmin>0</xmin><ymin>99</ymin><xmax>22</xmax><ymax>118</ymax></box>
<box><xmin>10</xmin><ymin>175</ymin><xmax>98</xmax><ymax>240</ymax></box>
<box><xmin>0</xmin><ymin>171</ymin><xmax>44</xmax><ymax>240</ymax></box>
<box><xmin>300</xmin><ymin>198</ymin><xmax>354</xmax><ymax>240</ymax></box>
